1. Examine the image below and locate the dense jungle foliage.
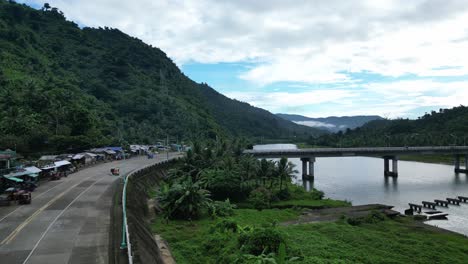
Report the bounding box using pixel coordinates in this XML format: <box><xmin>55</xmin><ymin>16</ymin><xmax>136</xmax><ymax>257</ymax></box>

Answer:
<box><xmin>156</xmin><ymin>139</ymin><xmax>331</xmax><ymax>221</ymax></box>
<box><xmin>0</xmin><ymin>1</ymin><xmax>321</xmax><ymax>155</ymax></box>
<box><xmin>153</xmin><ymin>139</ymin><xmax>468</xmax><ymax>264</ymax></box>
<box><xmin>312</xmin><ymin>105</ymin><xmax>468</xmax><ymax>147</ymax></box>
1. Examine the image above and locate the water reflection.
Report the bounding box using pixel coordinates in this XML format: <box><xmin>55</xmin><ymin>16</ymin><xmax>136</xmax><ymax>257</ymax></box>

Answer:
<box><xmin>254</xmin><ymin>144</ymin><xmax>468</xmax><ymax>235</ymax></box>
<box><xmin>384</xmin><ymin>176</ymin><xmax>398</xmax><ymax>193</ymax></box>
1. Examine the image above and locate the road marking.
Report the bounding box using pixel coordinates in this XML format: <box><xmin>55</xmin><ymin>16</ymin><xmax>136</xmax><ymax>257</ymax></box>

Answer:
<box><xmin>0</xmin><ymin>181</ymin><xmax>67</xmax><ymax>223</ymax></box>
<box><xmin>0</xmin><ymin>173</ymin><xmax>102</xmax><ymax>245</ymax></box>
<box><xmin>22</xmin><ymin>176</ymin><xmax>108</xmax><ymax>264</ymax></box>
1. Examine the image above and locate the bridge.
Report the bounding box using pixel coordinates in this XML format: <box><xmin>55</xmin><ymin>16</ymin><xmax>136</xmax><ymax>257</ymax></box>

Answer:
<box><xmin>244</xmin><ymin>146</ymin><xmax>468</xmax><ymax>179</ymax></box>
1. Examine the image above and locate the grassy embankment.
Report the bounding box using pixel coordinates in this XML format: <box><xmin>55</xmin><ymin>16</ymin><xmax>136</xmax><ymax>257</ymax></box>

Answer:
<box><xmin>151</xmin><ymin>186</ymin><xmax>468</xmax><ymax>264</ymax></box>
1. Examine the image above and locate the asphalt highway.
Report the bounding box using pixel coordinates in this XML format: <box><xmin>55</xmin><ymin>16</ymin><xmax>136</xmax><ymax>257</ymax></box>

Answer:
<box><xmin>0</xmin><ymin>153</ymin><xmax>177</xmax><ymax>264</ymax></box>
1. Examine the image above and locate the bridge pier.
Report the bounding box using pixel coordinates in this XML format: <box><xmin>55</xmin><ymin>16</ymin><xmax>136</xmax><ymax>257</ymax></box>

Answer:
<box><xmin>454</xmin><ymin>154</ymin><xmax>468</xmax><ymax>173</ymax></box>
<box><xmin>384</xmin><ymin>156</ymin><xmax>398</xmax><ymax>177</ymax></box>
<box><xmin>301</xmin><ymin>157</ymin><xmax>315</xmax><ymax>180</ymax></box>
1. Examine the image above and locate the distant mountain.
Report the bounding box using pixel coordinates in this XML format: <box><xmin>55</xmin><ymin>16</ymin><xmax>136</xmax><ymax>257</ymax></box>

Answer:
<box><xmin>0</xmin><ymin>1</ymin><xmax>323</xmax><ymax>154</ymax></box>
<box><xmin>276</xmin><ymin>114</ymin><xmax>384</xmax><ymax>132</ymax></box>
<box><xmin>314</xmin><ymin>106</ymin><xmax>468</xmax><ymax>147</ymax></box>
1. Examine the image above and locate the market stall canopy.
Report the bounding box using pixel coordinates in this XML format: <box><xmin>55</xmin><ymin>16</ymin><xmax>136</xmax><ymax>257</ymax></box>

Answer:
<box><xmin>39</xmin><ymin>155</ymin><xmax>57</xmax><ymax>161</ymax></box>
<box><xmin>25</xmin><ymin>166</ymin><xmax>42</xmax><ymax>174</ymax></box>
<box><xmin>72</xmin><ymin>154</ymin><xmax>85</xmax><ymax>160</ymax></box>
<box><xmin>4</xmin><ymin>176</ymin><xmax>23</xmax><ymax>182</ymax></box>
<box><xmin>54</xmin><ymin>160</ymin><xmax>72</xmax><ymax>167</ymax></box>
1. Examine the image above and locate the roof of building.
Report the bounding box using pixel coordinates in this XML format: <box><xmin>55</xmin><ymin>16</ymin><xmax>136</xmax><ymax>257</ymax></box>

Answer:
<box><xmin>54</xmin><ymin>160</ymin><xmax>72</xmax><ymax>167</ymax></box>
<box><xmin>25</xmin><ymin>166</ymin><xmax>42</xmax><ymax>174</ymax></box>
<box><xmin>39</xmin><ymin>155</ymin><xmax>58</xmax><ymax>161</ymax></box>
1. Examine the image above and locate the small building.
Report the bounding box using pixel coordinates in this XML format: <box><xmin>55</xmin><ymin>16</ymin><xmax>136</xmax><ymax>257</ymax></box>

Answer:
<box><xmin>72</xmin><ymin>153</ymin><xmax>96</xmax><ymax>166</ymax></box>
<box><xmin>0</xmin><ymin>150</ymin><xmax>17</xmax><ymax>172</ymax></box>
<box><xmin>37</xmin><ymin>155</ymin><xmax>58</xmax><ymax>168</ymax></box>
<box><xmin>3</xmin><ymin>166</ymin><xmax>41</xmax><ymax>183</ymax></box>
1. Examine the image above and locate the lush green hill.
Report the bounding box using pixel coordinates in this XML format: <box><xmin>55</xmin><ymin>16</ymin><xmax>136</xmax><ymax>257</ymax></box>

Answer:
<box><xmin>0</xmin><ymin>1</ymin><xmax>321</xmax><ymax>154</ymax></box>
<box><xmin>313</xmin><ymin>106</ymin><xmax>468</xmax><ymax>147</ymax></box>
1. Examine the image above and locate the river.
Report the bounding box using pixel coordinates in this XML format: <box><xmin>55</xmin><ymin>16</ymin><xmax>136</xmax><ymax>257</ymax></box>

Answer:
<box><xmin>254</xmin><ymin>144</ymin><xmax>468</xmax><ymax>236</ymax></box>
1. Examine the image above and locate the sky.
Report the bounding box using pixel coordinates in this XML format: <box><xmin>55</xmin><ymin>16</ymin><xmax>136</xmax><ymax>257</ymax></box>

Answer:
<box><xmin>20</xmin><ymin>0</ymin><xmax>468</xmax><ymax>118</ymax></box>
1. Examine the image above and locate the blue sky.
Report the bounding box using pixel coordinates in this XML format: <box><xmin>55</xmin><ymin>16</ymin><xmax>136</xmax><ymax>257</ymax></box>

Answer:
<box><xmin>20</xmin><ymin>0</ymin><xmax>468</xmax><ymax>118</ymax></box>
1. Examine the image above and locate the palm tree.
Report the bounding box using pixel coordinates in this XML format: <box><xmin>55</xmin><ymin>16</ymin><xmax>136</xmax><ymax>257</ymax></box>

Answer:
<box><xmin>257</xmin><ymin>158</ymin><xmax>275</xmax><ymax>189</ymax></box>
<box><xmin>240</xmin><ymin>155</ymin><xmax>259</xmax><ymax>188</ymax></box>
<box><xmin>157</xmin><ymin>177</ymin><xmax>211</xmax><ymax>220</ymax></box>
<box><xmin>276</xmin><ymin>157</ymin><xmax>297</xmax><ymax>191</ymax></box>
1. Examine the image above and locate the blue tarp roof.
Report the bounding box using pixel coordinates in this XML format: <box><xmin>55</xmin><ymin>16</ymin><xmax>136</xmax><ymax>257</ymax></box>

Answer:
<box><xmin>105</xmin><ymin>147</ymin><xmax>123</xmax><ymax>151</ymax></box>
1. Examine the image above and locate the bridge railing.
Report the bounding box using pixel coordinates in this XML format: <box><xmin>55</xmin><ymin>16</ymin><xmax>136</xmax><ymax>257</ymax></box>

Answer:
<box><xmin>244</xmin><ymin>146</ymin><xmax>468</xmax><ymax>156</ymax></box>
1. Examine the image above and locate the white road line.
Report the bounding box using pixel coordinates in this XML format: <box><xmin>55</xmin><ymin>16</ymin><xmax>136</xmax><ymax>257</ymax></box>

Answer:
<box><xmin>0</xmin><ymin>165</ymin><xmax>112</xmax><ymax>223</ymax></box>
<box><xmin>0</xmin><ymin>181</ymin><xmax>66</xmax><ymax>223</ymax></box>
<box><xmin>22</xmin><ymin>176</ymin><xmax>108</xmax><ymax>264</ymax></box>
<box><xmin>0</xmin><ymin>172</ymin><xmax>106</xmax><ymax>245</ymax></box>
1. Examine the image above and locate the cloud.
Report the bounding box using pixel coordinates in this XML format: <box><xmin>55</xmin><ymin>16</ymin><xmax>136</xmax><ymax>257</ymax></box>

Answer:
<box><xmin>225</xmin><ymin>79</ymin><xmax>468</xmax><ymax>118</ymax></box>
<box><xmin>19</xmin><ymin>0</ymin><xmax>468</xmax><ymax>118</ymax></box>
<box><xmin>21</xmin><ymin>0</ymin><xmax>468</xmax><ymax>82</ymax></box>
<box><xmin>225</xmin><ymin>89</ymin><xmax>358</xmax><ymax>110</ymax></box>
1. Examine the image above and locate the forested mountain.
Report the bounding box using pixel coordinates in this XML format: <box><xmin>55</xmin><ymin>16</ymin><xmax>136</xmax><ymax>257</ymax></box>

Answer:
<box><xmin>0</xmin><ymin>1</ymin><xmax>322</xmax><ymax>154</ymax></box>
<box><xmin>277</xmin><ymin>113</ymin><xmax>382</xmax><ymax>132</ymax></box>
<box><xmin>313</xmin><ymin>106</ymin><xmax>468</xmax><ymax>147</ymax></box>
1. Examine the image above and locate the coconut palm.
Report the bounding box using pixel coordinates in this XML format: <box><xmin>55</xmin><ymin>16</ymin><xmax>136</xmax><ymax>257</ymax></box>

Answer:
<box><xmin>157</xmin><ymin>177</ymin><xmax>211</xmax><ymax>220</ymax></box>
<box><xmin>275</xmin><ymin>157</ymin><xmax>298</xmax><ymax>191</ymax></box>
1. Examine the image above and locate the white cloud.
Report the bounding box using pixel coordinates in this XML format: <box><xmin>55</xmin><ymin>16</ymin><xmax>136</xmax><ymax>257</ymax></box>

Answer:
<box><xmin>22</xmin><ymin>0</ymin><xmax>468</xmax><ymax>82</ymax></box>
<box><xmin>20</xmin><ymin>0</ymin><xmax>468</xmax><ymax>118</ymax></box>
<box><xmin>225</xmin><ymin>89</ymin><xmax>358</xmax><ymax>110</ymax></box>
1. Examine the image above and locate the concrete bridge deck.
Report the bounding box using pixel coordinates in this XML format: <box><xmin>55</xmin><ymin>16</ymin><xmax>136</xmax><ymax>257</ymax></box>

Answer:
<box><xmin>244</xmin><ymin>146</ymin><xmax>468</xmax><ymax>178</ymax></box>
<box><xmin>244</xmin><ymin>146</ymin><xmax>468</xmax><ymax>158</ymax></box>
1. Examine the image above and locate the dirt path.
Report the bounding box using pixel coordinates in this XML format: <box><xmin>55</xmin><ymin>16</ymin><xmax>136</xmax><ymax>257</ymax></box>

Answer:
<box><xmin>282</xmin><ymin>204</ymin><xmax>397</xmax><ymax>225</ymax></box>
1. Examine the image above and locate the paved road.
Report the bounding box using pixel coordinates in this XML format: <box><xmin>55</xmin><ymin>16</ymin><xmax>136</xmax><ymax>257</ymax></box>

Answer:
<box><xmin>0</xmin><ymin>153</ymin><xmax>178</xmax><ymax>264</ymax></box>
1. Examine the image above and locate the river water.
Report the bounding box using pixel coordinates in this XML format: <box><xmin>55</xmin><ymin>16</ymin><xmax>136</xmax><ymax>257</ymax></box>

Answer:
<box><xmin>254</xmin><ymin>144</ymin><xmax>468</xmax><ymax>236</ymax></box>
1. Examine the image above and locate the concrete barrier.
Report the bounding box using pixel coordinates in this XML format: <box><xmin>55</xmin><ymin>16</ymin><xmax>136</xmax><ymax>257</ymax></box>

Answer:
<box><xmin>119</xmin><ymin>157</ymin><xmax>180</xmax><ymax>264</ymax></box>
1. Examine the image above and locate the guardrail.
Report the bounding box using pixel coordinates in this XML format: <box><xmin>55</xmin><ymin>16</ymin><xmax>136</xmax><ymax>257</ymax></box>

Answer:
<box><xmin>120</xmin><ymin>166</ymin><xmax>135</xmax><ymax>264</ymax></box>
<box><xmin>119</xmin><ymin>153</ymin><xmax>182</xmax><ymax>264</ymax></box>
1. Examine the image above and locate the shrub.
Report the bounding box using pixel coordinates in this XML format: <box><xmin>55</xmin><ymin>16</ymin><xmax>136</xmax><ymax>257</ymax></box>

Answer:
<box><xmin>249</xmin><ymin>187</ymin><xmax>271</xmax><ymax>211</ymax></box>
<box><xmin>156</xmin><ymin>178</ymin><xmax>211</xmax><ymax>220</ymax></box>
<box><xmin>238</xmin><ymin>226</ymin><xmax>285</xmax><ymax>255</ymax></box>
<box><xmin>208</xmin><ymin>199</ymin><xmax>236</xmax><ymax>218</ymax></box>
<box><xmin>275</xmin><ymin>188</ymin><xmax>291</xmax><ymax>201</ymax></box>
<box><xmin>289</xmin><ymin>185</ymin><xmax>324</xmax><ymax>200</ymax></box>
<box><xmin>213</xmin><ymin>219</ymin><xmax>238</xmax><ymax>233</ymax></box>
<box><xmin>347</xmin><ymin>211</ymin><xmax>386</xmax><ymax>226</ymax></box>
<box><xmin>202</xmin><ymin>169</ymin><xmax>250</xmax><ymax>201</ymax></box>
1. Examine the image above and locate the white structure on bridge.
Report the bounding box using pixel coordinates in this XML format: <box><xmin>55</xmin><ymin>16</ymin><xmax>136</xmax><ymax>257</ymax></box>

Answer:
<box><xmin>244</xmin><ymin>146</ymin><xmax>468</xmax><ymax>179</ymax></box>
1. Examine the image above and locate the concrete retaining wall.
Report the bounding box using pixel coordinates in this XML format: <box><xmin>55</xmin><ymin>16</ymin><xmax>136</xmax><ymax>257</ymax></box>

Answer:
<box><xmin>112</xmin><ymin>159</ymin><xmax>178</xmax><ymax>264</ymax></box>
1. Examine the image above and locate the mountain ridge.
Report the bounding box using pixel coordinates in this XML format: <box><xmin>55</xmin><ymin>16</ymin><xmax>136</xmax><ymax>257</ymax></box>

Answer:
<box><xmin>277</xmin><ymin>113</ymin><xmax>383</xmax><ymax>132</ymax></box>
<box><xmin>0</xmin><ymin>1</ymin><xmax>322</xmax><ymax>154</ymax></box>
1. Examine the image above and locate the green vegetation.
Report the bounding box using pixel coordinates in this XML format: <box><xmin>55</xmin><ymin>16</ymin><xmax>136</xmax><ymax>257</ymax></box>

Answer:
<box><xmin>151</xmin><ymin>140</ymin><xmax>468</xmax><ymax>263</ymax></box>
<box><xmin>155</xmin><ymin>139</ymin><xmax>332</xmax><ymax>220</ymax></box>
<box><xmin>153</xmin><ymin>209</ymin><xmax>468</xmax><ymax>264</ymax></box>
<box><xmin>312</xmin><ymin>105</ymin><xmax>468</xmax><ymax>148</ymax></box>
<box><xmin>398</xmin><ymin>154</ymin><xmax>461</xmax><ymax>165</ymax></box>
<box><xmin>0</xmin><ymin>1</ymin><xmax>322</xmax><ymax>155</ymax></box>
<box><xmin>152</xmin><ymin>140</ymin><xmax>352</xmax><ymax>262</ymax></box>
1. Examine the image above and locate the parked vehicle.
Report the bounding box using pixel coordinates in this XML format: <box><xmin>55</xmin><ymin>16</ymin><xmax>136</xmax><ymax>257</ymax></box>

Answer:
<box><xmin>0</xmin><ymin>194</ymin><xmax>11</xmax><ymax>206</ymax></box>
<box><xmin>18</xmin><ymin>192</ymin><xmax>31</xmax><ymax>204</ymax></box>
